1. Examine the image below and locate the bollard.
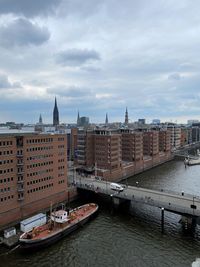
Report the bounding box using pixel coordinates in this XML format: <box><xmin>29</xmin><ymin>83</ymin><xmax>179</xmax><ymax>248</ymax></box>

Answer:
<box><xmin>161</xmin><ymin>207</ymin><xmax>164</xmax><ymax>234</ymax></box>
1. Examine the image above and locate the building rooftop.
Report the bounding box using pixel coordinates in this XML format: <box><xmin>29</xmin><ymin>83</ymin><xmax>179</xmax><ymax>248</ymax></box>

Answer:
<box><xmin>0</xmin><ymin>128</ymin><xmax>66</xmax><ymax>136</ymax></box>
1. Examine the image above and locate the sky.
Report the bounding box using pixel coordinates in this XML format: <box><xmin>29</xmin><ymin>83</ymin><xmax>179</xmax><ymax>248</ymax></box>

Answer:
<box><xmin>0</xmin><ymin>0</ymin><xmax>200</xmax><ymax>124</ymax></box>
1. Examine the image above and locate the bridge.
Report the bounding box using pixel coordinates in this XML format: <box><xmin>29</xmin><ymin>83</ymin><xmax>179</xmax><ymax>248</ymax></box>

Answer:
<box><xmin>76</xmin><ymin>177</ymin><xmax>200</xmax><ymax>228</ymax></box>
<box><xmin>173</xmin><ymin>141</ymin><xmax>200</xmax><ymax>159</ymax></box>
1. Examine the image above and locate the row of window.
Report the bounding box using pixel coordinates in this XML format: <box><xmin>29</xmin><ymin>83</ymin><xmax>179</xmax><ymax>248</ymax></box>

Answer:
<box><xmin>26</xmin><ymin>146</ymin><xmax>53</xmax><ymax>152</ymax></box>
<box><xmin>0</xmin><ymin>159</ymin><xmax>13</xmax><ymax>165</ymax></box>
<box><xmin>27</xmin><ymin>161</ymin><xmax>53</xmax><ymax>169</ymax></box>
<box><xmin>0</xmin><ymin>187</ymin><xmax>10</xmax><ymax>193</ymax></box>
<box><xmin>58</xmin><ymin>180</ymin><xmax>65</xmax><ymax>184</ymax></box>
<box><xmin>17</xmin><ymin>150</ymin><xmax>23</xmax><ymax>156</ymax></box>
<box><xmin>58</xmin><ymin>166</ymin><xmax>65</xmax><ymax>170</ymax></box>
<box><xmin>27</xmin><ymin>154</ymin><xmax>53</xmax><ymax>161</ymax></box>
<box><xmin>58</xmin><ymin>173</ymin><xmax>65</xmax><ymax>177</ymax></box>
<box><xmin>0</xmin><ymin>195</ymin><xmax>14</xmax><ymax>202</ymax></box>
<box><xmin>58</xmin><ymin>138</ymin><xmax>65</xmax><ymax>141</ymax></box>
<box><xmin>0</xmin><ymin>150</ymin><xmax>13</xmax><ymax>156</ymax></box>
<box><xmin>17</xmin><ymin>167</ymin><xmax>23</xmax><ymax>173</ymax></box>
<box><xmin>26</xmin><ymin>138</ymin><xmax>53</xmax><ymax>144</ymax></box>
<box><xmin>27</xmin><ymin>168</ymin><xmax>53</xmax><ymax>177</ymax></box>
<box><xmin>58</xmin><ymin>159</ymin><xmax>65</xmax><ymax>163</ymax></box>
<box><xmin>27</xmin><ymin>176</ymin><xmax>53</xmax><ymax>185</ymax></box>
<box><xmin>58</xmin><ymin>145</ymin><xmax>65</xmax><ymax>148</ymax></box>
<box><xmin>0</xmin><ymin>141</ymin><xmax>13</xmax><ymax>146</ymax></box>
<box><xmin>0</xmin><ymin>177</ymin><xmax>14</xmax><ymax>183</ymax></box>
<box><xmin>0</xmin><ymin>168</ymin><xmax>13</xmax><ymax>174</ymax></box>
<box><xmin>27</xmin><ymin>183</ymin><xmax>53</xmax><ymax>193</ymax></box>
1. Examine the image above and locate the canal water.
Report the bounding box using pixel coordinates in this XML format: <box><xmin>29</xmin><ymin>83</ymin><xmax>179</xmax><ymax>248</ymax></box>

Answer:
<box><xmin>1</xmin><ymin>159</ymin><xmax>200</xmax><ymax>267</ymax></box>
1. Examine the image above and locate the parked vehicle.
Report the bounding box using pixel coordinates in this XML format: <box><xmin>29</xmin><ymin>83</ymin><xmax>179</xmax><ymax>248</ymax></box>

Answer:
<box><xmin>110</xmin><ymin>183</ymin><xmax>124</xmax><ymax>192</ymax></box>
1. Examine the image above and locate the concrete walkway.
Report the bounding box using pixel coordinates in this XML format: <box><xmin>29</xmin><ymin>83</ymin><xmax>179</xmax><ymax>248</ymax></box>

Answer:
<box><xmin>76</xmin><ymin>177</ymin><xmax>200</xmax><ymax>217</ymax></box>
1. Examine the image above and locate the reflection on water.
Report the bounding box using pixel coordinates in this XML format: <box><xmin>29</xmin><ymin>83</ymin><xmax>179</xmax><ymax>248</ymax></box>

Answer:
<box><xmin>1</xmin><ymin>160</ymin><xmax>200</xmax><ymax>267</ymax></box>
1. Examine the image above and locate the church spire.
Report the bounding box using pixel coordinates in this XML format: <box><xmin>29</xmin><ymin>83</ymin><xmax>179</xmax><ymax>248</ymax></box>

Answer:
<box><xmin>53</xmin><ymin>97</ymin><xmax>59</xmax><ymax>127</ymax></box>
<box><xmin>125</xmin><ymin>107</ymin><xmax>128</xmax><ymax>125</ymax></box>
<box><xmin>105</xmin><ymin>113</ymin><xmax>108</xmax><ymax>125</ymax></box>
<box><xmin>77</xmin><ymin>110</ymin><xmax>80</xmax><ymax>126</ymax></box>
<box><xmin>39</xmin><ymin>114</ymin><xmax>42</xmax><ymax>124</ymax></box>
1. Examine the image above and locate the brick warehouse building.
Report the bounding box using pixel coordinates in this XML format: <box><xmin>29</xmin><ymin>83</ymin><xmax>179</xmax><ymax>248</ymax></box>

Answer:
<box><xmin>77</xmin><ymin>128</ymin><xmax>172</xmax><ymax>181</ymax></box>
<box><xmin>121</xmin><ymin>129</ymin><xmax>143</xmax><ymax>162</ymax></box>
<box><xmin>0</xmin><ymin>132</ymin><xmax>68</xmax><ymax>229</ymax></box>
<box><xmin>94</xmin><ymin>129</ymin><xmax>121</xmax><ymax>171</ymax></box>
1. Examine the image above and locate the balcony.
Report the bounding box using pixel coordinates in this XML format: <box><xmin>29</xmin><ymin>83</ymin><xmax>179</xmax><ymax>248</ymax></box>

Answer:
<box><xmin>17</xmin><ymin>180</ymin><xmax>24</xmax><ymax>184</ymax></box>
<box><xmin>17</xmin><ymin>170</ymin><xmax>24</xmax><ymax>175</ymax></box>
<box><xmin>18</xmin><ymin>197</ymin><xmax>24</xmax><ymax>201</ymax></box>
<box><xmin>17</xmin><ymin>187</ymin><xmax>24</xmax><ymax>192</ymax></box>
<box><xmin>17</xmin><ymin>162</ymin><xmax>23</xmax><ymax>166</ymax></box>
<box><xmin>16</xmin><ymin>154</ymin><xmax>23</xmax><ymax>158</ymax></box>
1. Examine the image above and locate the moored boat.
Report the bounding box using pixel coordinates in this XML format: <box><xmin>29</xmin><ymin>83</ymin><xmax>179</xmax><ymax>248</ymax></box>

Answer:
<box><xmin>19</xmin><ymin>203</ymin><xmax>98</xmax><ymax>250</ymax></box>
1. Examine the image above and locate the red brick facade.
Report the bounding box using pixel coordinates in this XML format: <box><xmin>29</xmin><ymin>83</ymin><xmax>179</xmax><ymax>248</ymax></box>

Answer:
<box><xmin>77</xmin><ymin>128</ymin><xmax>172</xmax><ymax>182</ymax></box>
<box><xmin>0</xmin><ymin>133</ymin><xmax>68</xmax><ymax>229</ymax></box>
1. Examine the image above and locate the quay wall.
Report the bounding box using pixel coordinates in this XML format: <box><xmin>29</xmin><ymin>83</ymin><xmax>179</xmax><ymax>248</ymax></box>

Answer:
<box><xmin>0</xmin><ymin>188</ymin><xmax>77</xmax><ymax>231</ymax></box>
<box><xmin>99</xmin><ymin>152</ymin><xmax>173</xmax><ymax>183</ymax></box>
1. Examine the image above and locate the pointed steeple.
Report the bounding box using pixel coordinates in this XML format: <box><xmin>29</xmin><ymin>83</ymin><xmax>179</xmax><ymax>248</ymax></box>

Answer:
<box><xmin>53</xmin><ymin>97</ymin><xmax>59</xmax><ymax>127</ymax></box>
<box><xmin>125</xmin><ymin>107</ymin><xmax>128</xmax><ymax>125</ymax></box>
<box><xmin>105</xmin><ymin>113</ymin><xmax>108</xmax><ymax>125</ymax></box>
<box><xmin>77</xmin><ymin>110</ymin><xmax>80</xmax><ymax>126</ymax></box>
<box><xmin>39</xmin><ymin>114</ymin><xmax>42</xmax><ymax>124</ymax></box>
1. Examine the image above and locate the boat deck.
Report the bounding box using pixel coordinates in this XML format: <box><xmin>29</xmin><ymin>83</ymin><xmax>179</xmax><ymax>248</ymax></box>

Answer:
<box><xmin>22</xmin><ymin>204</ymin><xmax>97</xmax><ymax>241</ymax></box>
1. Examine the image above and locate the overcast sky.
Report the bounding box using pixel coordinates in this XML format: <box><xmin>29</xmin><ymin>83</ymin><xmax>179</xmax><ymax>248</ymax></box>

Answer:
<box><xmin>0</xmin><ymin>0</ymin><xmax>200</xmax><ymax>124</ymax></box>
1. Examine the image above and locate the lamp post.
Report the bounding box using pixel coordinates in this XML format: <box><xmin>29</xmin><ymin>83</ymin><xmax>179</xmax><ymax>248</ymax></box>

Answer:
<box><xmin>193</xmin><ymin>196</ymin><xmax>196</xmax><ymax>215</ymax></box>
<box><xmin>161</xmin><ymin>207</ymin><xmax>165</xmax><ymax>234</ymax></box>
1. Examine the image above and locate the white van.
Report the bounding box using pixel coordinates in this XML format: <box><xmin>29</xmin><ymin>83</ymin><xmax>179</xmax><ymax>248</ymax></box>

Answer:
<box><xmin>110</xmin><ymin>183</ymin><xmax>124</xmax><ymax>192</ymax></box>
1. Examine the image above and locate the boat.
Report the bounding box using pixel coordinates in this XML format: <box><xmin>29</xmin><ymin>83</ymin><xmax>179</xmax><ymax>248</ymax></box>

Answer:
<box><xmin>19</xmin><ymin>203</ymin><xmax>98</xmax><ymax>250</ymax></box>
<box><xmin>184</xmin><ymin>155</ymin><xmax>200</xmax><ymax>166</ymax></box>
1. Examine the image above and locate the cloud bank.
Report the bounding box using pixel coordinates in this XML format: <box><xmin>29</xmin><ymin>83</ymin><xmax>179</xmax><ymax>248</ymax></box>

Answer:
<box><xmin>0</xmin><ymin>0</ymin><xmax>200</xmax><ymax>124</ymax></box>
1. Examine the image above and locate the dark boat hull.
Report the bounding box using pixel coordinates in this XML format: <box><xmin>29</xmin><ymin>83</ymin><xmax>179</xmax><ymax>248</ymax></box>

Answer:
<box><xmin>20</xmin><ymin>205</ymin><xmax>98</xmax><ymax>251</ymax></box>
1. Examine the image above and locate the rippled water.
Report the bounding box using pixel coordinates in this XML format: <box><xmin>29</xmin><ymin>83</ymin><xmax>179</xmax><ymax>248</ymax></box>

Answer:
<box><xmin>1</xmin><ymin>159</ymin><xmax>200</xmax><ymax>267</ymax></box>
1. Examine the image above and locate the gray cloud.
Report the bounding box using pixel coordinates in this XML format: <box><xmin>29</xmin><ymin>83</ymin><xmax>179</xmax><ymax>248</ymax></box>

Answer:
<box><xmin>0</xmin><ymin>0</ymin><xmax>61</xmax><ymax>17</ymax></box>
<box><xmin>81</xmin><ymin>66</ymin><xmax>101</xmax><ymax>72</ymax></box>
<box><xmin>0</xmin><ymin>74</ymin><xmax>12</xmax><ymax>88</ymax></box>
<box><xmin>0</xmin><ymin>73</ymin><xmax>22</xmax><ymax>89</ymax></box>
<box><xmin>0</xmin><ymin>18</ymin><xmax>50</xmax><ymax>48</ymax></box>
<box><xmin>1</xmin><ymin>1</ymin><xmax>200</xmax><ymax>124</ymax></box>
<box><xmin>168</xmin><ymin>73</ymin><xmax>182</xmax><ymax>81</ymax></box>
<box><xmin>47</xmin><ymin>85</ymin><xmax>91</xmax><ymax>98</ymax></box>
<box><xmin>58</xmin><ymin>0</ymin><xmax>103</xmax><ymax>18</ymax></box>
<box><xmin>55</xmin><ymin>49</ymin><xmax>100</xmax><ymax>67</ymax></box>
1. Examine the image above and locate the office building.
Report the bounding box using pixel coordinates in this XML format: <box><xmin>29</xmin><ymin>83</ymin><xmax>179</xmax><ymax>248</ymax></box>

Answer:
<box><xmin>0</xmin><ymin>132</ymin><xmax>68</xmax><ymax>228</ymax></box>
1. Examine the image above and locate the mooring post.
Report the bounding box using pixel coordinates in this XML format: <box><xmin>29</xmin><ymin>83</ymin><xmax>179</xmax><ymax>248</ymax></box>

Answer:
<box><xmin>110</xmin><ymin>194</ymin><xmax>114</xmax><ymax>215</ymax></box>
<box><xmin>161</xmin><ymin>207</ymin><xmax>164</xmax><ymax>234</ymax></box>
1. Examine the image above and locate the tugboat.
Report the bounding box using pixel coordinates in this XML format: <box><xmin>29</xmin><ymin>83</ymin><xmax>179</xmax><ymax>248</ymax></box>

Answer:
<box><xmin>19</xmin><ymin>203</ymin><xmax>98</xmax><ymax>250</ymax></box>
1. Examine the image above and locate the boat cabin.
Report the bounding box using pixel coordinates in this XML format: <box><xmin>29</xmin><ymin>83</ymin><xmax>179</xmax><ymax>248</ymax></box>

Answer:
<box><xmin>51</xmin><ymin>210</ymin><xmax>69</xmax><ymax>223</ymax></box>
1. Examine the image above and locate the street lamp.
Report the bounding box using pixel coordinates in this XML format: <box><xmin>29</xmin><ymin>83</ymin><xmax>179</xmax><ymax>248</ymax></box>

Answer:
<box><xmin>192</xmin><ymin>196</ymin><xmax>196</xmax><ymax>215</ymax></box>
<box><xmin>136</xmin><ymin>181</ymin><xmax>139</xmax><ymax>187</ymax></box>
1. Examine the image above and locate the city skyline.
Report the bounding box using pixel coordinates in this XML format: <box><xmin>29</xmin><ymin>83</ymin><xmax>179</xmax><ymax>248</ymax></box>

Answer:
<box><xmin>0</xmin><ymin>1</ymin><xmax>200</xmax><ymax>124</ymax></box>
